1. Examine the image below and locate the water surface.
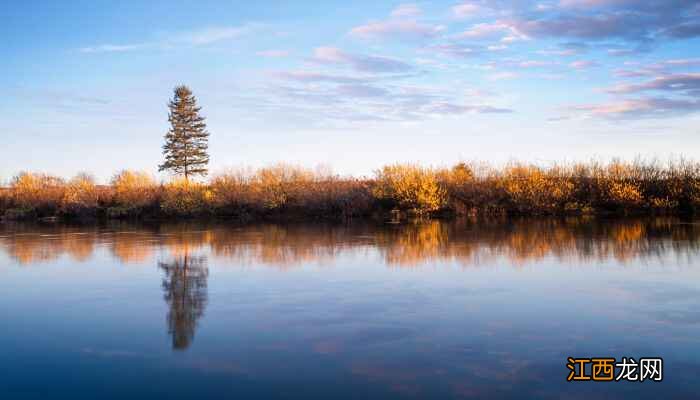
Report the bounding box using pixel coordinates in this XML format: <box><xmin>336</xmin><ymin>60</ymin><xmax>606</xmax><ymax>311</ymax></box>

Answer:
<box><xmin>1</xmin><ymin>218</ymin><xmax>699</xmax><ymax>399</ymax></box>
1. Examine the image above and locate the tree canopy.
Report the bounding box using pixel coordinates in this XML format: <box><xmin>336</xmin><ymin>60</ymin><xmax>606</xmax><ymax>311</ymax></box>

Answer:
<box><xmin>159</xmin><ymin>85</ymin><xmax>209</xmax><ymax>179</ymax></box>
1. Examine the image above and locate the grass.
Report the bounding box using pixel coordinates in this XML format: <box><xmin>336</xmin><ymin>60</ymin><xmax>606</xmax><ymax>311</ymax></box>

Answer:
<box><xmin>2</xmin><ymin>159</ymin><xmax>700</xmax><ymax>221</ymax></box>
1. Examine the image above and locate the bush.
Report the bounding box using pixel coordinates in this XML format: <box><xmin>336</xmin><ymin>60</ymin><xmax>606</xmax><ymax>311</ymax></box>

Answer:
<box><xmin>500</xmin><ymin>164</ymin><xmax>574</xmax><ymax>214</ymax></box>
<box><xmin>374</xmin><ymin>164</ymin><xmax>447</xmax><ymax>214</ymax></box>
<box><xmin>11</xmin><ymin>172</ymin><xmax>65</xmax><ymax>215</ymax></box>
<box><xmin>111</xmin><ymin>170</ymin><xmax>158</xmax><ymax>209</ymax></box>
<box><xmin>61</xmin><ymin>173</ymin><xmax>100</xmax><ymax>216</ymax></box>
<box><xmin>160</xmin><ymin>179</ymin><xmax>212</xmax><ymax>216</ymax></box>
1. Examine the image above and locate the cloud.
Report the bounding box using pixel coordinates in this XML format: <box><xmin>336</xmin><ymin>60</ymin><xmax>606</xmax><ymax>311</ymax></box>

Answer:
<box><xmin>454</xmin><ymin>22</ymin><xmax>516</xmax><ymax>40</ymax></box>
<box><xmin>426</xmin><ymin>102</ymin><xmax>513</xmax><ymax>114</ymax></box>
<box><xmin>80</xmin><ymin>24</ymin><xmax>258</xmax><ymax>53</ymax></box>
<box><xmin>452</xmin><ymin>2</ymin><xmax>488</xmax><ymax>19</ymax></box>
<box><xmin>336</xmin><ymin>84</ymin><xmax>390</xmax><ymax>98</ymax></box>
<box><xmin>663</xmin><ymin>22</ymin><xmax>700</xmax><ymax>38</ymax></box>
<box><xmin>275</xmin><ymin>71</ymin><xmax>369</xmax><ymax>84</ymax></box>
<box><xmin>482</xmin><ymin>1</ymin><xmax>700</xmax><ymax>46</ymax></box>
<box><xmin>310</xmin><ymin>47</ymin><xmax>414</xmax><ymax>73</ymax></box>
<box><xmin>266</xmin><ymin>71</ymin><xmax>513</xmax><ymax>124</ymax></box>
<box><xmin>175</xmin><ymin>25</ymin><xmax>253</xmax><ymax>45</ymax></box>
<box><xmin>256</xmin><ymin>50</ymin><xmax>290</xmax><ymax>58</ymax></box>
<box><xmin>488</xmin><ymin>71</ymin><xmax>519</xmax><ymax>80</ymax></box>
<box><xmin>607</xmin><ymin>73</ymin><xmax>700</xmax><ymax>94</ymax></box>
<box><xmin>79</xmin><ymin>44</ymin><xmax>149</xmax><ymax>53</ymax></box>
<box><xmin>569</xmin><ymin>60</ymin><xmax>598</xmax><ymax>69</ymax></box>
<box><xmin>570</xmin><ymin>97</ymin><xmax>700</xmax><ymax>119</ymax></box>
<box><xmin>349</xmin><ymin>20</ymin><xmax>444</xmax><ymax>40</ymax></box>
<box><xmin>519</xmin><ymin>60</ymin><xmax>553</xmax><ymax>68</ymax></box>
<box><xmin>613</xmin><ymin>58</ymin><xmax>700</xmax><ymax>78</ymax></box>
<box><xmin>569</xmin><ymin>70</ymin><xmax>700</xmax><ymax>119</ymax></box>
<box><xmin>429</xmin><ymin>43</ymin><xmax>484</xmax><ymax>58</ymax></box>
<box><xmin>390</xmin><ymin>3</ymin><xmax>422</xmax><ymax>18</ymax></box>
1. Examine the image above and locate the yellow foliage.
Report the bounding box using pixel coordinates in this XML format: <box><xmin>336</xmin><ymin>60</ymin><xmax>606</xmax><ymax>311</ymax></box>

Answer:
<box><xmin>111</xmin><ymin>170</ymin><xmax>157</xmax><ymax>208</ymax></box>
<box><xmin>61</xmin><ymin>173</ymin><xmax>100</xmax><ymax>212</ymax></box>
<box><xmin>11</xmin><ymin>172</ymin><xmax>65</xmax><ymax>209</ymax></box>
<box><xmin>501</xmin><ymin>164</ymin><xmax>574</xmax><ymax>212</ymax></box>
<box><xmin>374</xmin><ymin>164</ymin><xmax>446</xmax><ymax>213</ymax></box>
<box><xmin>161</xmin><ymin>178</ymin><xmax>210</xmax><ymax>215</ymax></box>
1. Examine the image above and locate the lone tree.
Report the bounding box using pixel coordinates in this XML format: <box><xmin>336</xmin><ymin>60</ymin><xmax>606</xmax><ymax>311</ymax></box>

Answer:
<box><xmin>159</xmin><ymin>85</ymin><xmax>209</xmax><ymax>180</ymax></box>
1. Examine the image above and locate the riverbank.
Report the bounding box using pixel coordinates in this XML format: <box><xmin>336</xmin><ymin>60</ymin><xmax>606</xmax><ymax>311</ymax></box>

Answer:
<box><xmin>2</xmin><ymin>160</ymin><xmax>700</xmax><ymax>222</ymax></box>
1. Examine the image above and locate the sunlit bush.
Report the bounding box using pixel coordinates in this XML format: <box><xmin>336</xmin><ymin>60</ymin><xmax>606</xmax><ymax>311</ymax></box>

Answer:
<box><xmin>61</xmin><ymin>173</ymin><xmax>101</xmax><ymax>215</ymax></box>
<box><xmin>250</xmin><ymin>164</ymin><xmax>315</xmax><ymax>210</ymax></box>
<box><xmin>110</xmin><ymin>170</ymin><xmax>158</xmax><ymax>208</ymax></box>
<box><xmin>160</xmin><ymin>178</ymin><xmax>212</xmax><ymax>216</ymax></box>
<box><xmin>500</xmin><ymin>164</ymin><xmax>574</xmax><ymax>214</ymax></box>
<box><xmin>210</xmin><ymin>168</ymin><xmax>254</xmax><ymax>211</ymax></box>
<box><xmin>11</xmin><ymin>172</ymin><xmax>65</xmax><ymax>213</ymax></box>
<box><xmin>374</xmin><ymin>164</ymin><xmax>447</xmax><ymax>213</ymax></box>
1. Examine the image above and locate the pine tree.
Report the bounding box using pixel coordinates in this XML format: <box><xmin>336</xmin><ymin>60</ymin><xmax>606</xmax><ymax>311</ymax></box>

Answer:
<box><xmin>159</xmin><ymin>85</ymin><xmax>210</xmax><ymax>180</ymax></box>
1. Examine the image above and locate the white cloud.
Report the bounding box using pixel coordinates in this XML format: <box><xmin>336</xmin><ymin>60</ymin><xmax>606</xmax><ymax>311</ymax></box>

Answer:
<box><xmin>349</xmin><ymin>20</ymin><xmax>444</xmax><ymax>40</ymax></box>
<box><xmin>80</xmin><ymin>24</ymin><xmax>258</xmax><ymax>53</ymax></box>
<box><xmin>257</xmin><ymin>49</ymin><xmax>290</xmax><ymax>58</ymax></box>
<box><xmin>452</xmin><ymin>2</ymin><xmax>483</xmax><ymax>19</ymax></box>
<box><xmin>390</xmin><ymin>3</ymin><xmax>422</xmax><ymax>18</ymax></box>
<box><xmin>175</xmin><ymin>26</ymin><xmax>253</xmax><ymax>45</ymax></box>
<box><xmin>569</xmin><ymin>60</ymin><xmax>598</xmax><ymax>69</ymax></box>
<box><xmin>488</xmin><ymin>71</ymin><xmax>519</xmax><ymax>80</ymax></box>
<box><xmin>79</xmin><ymin>43</ymin><xmax>150</xmax><ymax>53</ymax></box>
<box><xmin>310</xmin><ymin>46</ymin><xmax>413</xmax><ymax>73</ymax></box>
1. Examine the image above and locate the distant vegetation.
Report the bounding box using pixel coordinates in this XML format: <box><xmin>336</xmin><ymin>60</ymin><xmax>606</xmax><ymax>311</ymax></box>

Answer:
<box><xmin>2</xmin><ymin>159</ymin><xmax>700</xmax><ymax>221</ymax></box>
<box><xmin>3</xmin><ymin>86</ymin><xmax>699</xmax><ymax>221</ymax></box>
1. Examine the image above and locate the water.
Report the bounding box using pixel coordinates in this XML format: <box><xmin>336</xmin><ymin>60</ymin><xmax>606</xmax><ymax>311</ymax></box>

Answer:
<box><xmin>1</xmin><ymin>218</ymin><xmax>699</xmax><ymax>399</ymax></box>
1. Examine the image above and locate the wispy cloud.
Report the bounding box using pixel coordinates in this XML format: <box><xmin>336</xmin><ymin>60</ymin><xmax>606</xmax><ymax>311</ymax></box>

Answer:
<box><xmin>569</xmin><ymin>60</ymin><xmax>598</xmax><ymax>69</ymax></box>
<box><xmin>79</xmin><ymin>43</ymin><xmax>151</xmax><ymax>53</ymax></box>
<box><xmin>349</xmin><ymin>20</ymin><xmax>444</xmax><ymax>40</ymax></box>
<box><xmin>390</xmin><ymin>3</ymin><xmax>422</xmax><ymax>18</ymax></box>
<box><xmin>80</xmin><ymin>24</ymin><xmax>259</xmax><ymax>53</ymax></box>
<box><xmin>570</xmin><ymin>97</ymin><xmax>700</xmax><ymax>119</ymax></box>
<box><xmin>607</xmin><ymin>73</ymin><xmax>700</xmax><ymax>94</ymax></box>
<box><xmin>257</xmin><ymin>49</ymin><xmax>290</xmax><ymax>58</ymax></box>
<box><xmin>310</xmin><ymin>47</ymin><xmax>414</xmax><ymax>73</ymax></box>
<box><xmin>349</xmin><ymin>6</ymin><xmax>443</xmax><ymax>41</ymax></box>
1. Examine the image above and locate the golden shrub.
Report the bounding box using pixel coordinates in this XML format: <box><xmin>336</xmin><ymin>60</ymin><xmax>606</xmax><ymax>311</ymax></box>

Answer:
<box><xmin>374</xmin><ymin>164</ymin><xmax>446</xmax><ymax>213</ymax></box>
<box><xmin>501</xmin><ymin>164</ymin><xmax>574</xmax><ymax>212</ymax></box>
<box><xmin>111</xmin><ymin>170</ymin><xmax>158</xmax><ymax>208</ymax></box>
<box><xmin>61</xmin><ymin>173</ymin><xmax>100</xmax><ymax>213</ymax></box>
<box><xmin>160</xmin><ymin>178</ymin><xmax>212</xmax><ymax>215</ymax></box>
<box><xmin>11</xmin><ymin>172</ymin><xmax>65</xmax><ymax>210</ymax></box>
<box><xmin>250</xmin><ymin>164</ymin><xmax>314</xmax><ymax>210</ymax></box>
<box><xmin>605</xmin><ymin>181</ymin><xmax>643</xmax><ymax>206</ymax></box>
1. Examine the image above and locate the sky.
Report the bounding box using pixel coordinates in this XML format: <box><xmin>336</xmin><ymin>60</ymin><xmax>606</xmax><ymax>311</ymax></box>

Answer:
<box><xmin>2</xmin><ymin>0</ymin><xmax>700</xmax><ymax>182</ymax></box>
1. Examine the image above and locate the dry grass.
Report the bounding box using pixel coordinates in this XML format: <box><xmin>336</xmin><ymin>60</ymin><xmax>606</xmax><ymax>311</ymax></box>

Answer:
<box><xmin>2</xmin><ymin>159</ymin><xmax>700</xmax><ymax>220</ymax></box>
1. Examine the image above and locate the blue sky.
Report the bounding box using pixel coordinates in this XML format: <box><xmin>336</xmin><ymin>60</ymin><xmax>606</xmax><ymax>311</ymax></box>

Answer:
<box><xmin>3</xmin><ymin>0</ymin><xmax>700</xmax><ymax>181</ymax></box>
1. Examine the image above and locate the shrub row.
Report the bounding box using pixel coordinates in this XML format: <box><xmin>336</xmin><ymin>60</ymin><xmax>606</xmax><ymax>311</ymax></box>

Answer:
<box><xmin>2</xmin><ymin>160</ymin><xmax>700</xmax><ymax>220</ymax></box>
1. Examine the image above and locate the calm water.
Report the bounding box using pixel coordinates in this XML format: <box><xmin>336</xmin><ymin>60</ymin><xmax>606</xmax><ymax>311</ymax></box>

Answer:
<box><xmin>1</xmin><ymin>218</ymin><xmax>699</xmax><ymax>399</ymax></box>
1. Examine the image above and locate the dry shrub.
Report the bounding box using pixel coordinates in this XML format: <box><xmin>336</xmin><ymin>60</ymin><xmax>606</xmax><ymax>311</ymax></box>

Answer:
<box><xmin>211</xmin><ymin>166</ymin><xmax>373</xmax><ymax>217</ymax></box>
<box><xmin>250</xmin><ymin>164</ymin><xmax>315</xmax><ymax>210</ymax></box>
<box><xmin>374</xmin><ymin>164</ymin><xmax>447</xmax><ymax>213</ymax></box>
<box><xmin>161</xmin><ymin>178</ymin><xmax>212</xmax><ymax>216</ymax></box>
<box><xmin>111</xmin><ymin>170</ymin><xmax>158</xmax><ymax>208</ymax></box>
<box><xmin>500</xmin><ymin>164</ymin><xmax>574</xmax><ymax>214</ymax></box>
<box><xmin>210</xmin><ymin>168</ymin><xmax>254</xmax><ymax>210</ymax></box>
<box><xmin>61</xmin><ymin>173</ymin><xmax>100</xmax><ymax>215</ymax></box>
<box><xmin>11</xmin><ymin>172</ymin><xmax>65</xmax><ymax>213</ymax></box>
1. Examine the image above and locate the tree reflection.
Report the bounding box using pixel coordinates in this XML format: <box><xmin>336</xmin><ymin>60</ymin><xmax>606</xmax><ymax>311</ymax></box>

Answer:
<box><xmin>159</xmin><ymin>253</ymin><xmax>209</xmax><ymax>350</ymax></box>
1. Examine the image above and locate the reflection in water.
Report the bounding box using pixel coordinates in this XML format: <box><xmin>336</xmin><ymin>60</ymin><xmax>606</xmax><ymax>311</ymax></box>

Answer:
<box><xmin>1</xmin><ymin>218</ymin><xmax>699</xmax><ymax>268</ymax></box>
<box><xmin>2</xmin><ymin>218</ymin><xmax>700</xmax><ymax>399</ymax></box>
<box><xmin>159</xmin><ymin>253</ymin><xmax>209</xmax><ymax>350</ymax></box>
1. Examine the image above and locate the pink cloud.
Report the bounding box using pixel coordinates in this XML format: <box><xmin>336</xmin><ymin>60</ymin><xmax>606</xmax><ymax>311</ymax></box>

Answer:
<box><xmin>349</xmin><ymin>20</ymin><xmax>443</xmax><ymax>40</ymax></box>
